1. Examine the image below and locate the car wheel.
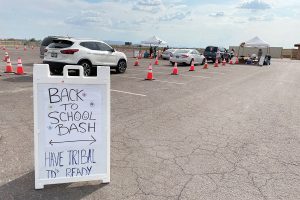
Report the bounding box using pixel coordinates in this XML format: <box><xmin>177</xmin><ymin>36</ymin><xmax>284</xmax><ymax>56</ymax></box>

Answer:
<box><xmin>49</xmin><ymin>66</ymin><xmax>63</xmax><ymax>75</ymax></box>
<box><xmin>201</xmin><ymin>58</ymin><xmax>205</xmax><ymax>65</ymax></box>
<box><xmin>116</xmin><ymin>60</ymin><xmax>127</xmax><ymax>73</ymax></box>
<box><xmin>80</xmin><ymin>61</ymin><xmax>92</xmax><ymax>76</ymax></box>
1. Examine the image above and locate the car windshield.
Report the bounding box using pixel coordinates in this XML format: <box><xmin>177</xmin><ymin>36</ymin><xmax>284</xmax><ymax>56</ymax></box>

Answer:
<box><xmin>48</xmin><ymin>40</ymin><xmax>74</xmax><ymax>49</ymax></box>
<box><xmin>175</xmin><ymin>50</ymin><xmax>190</xmax><ymax>54</ymax></box>
<box><xmin>205</xmin><ymin>47</ymin><xmax>218</xmax><ymax>52</ymax></box>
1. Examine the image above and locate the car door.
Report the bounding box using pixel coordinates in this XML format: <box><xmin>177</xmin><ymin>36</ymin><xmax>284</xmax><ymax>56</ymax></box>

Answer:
<box><xmin>192</xmin><ymin>50</ymin><xmax>200</xmax><ymax>64</ymax></box>
<box><xmin>96</xmin><ymin>42</ymin><xmax>116</xmax><ymax>66</ymax></box>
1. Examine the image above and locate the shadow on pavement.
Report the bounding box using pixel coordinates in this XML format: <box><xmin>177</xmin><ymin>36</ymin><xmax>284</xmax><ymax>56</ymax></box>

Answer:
<box><xmin>2</xmin><ymin>75</ymin><xmax>33</xmax><ymax>82</ymax></box>
<box><xmin>0</xmin><ymin>171</ymin><xmax>106</xmax><ymax>200</ymax></box>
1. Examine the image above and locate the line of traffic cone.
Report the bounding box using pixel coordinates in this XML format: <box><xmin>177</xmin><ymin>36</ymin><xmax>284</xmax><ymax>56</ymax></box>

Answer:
<box><xmin>189</xmin><ymin>60</ymin><xmax>195</xmax><ymax>71</ymax></box>
<box><xmin>145</xmin><ymin>63</ymin><xmax>154</xmax><ymax>80</ymax></box>
<box><xmin>4</xmin><ymin>57</ymin><xmax>14</xmax><ymax>73</ymax></box>
<box><xmin>15</xmin><ymin>57</ymin><xmax>26</xmax><ymax>75</ymax></box>
<box><xmin>171</xmin><ymin>62</ymin><xmax>178</xmax><ymax>75</ymax></box>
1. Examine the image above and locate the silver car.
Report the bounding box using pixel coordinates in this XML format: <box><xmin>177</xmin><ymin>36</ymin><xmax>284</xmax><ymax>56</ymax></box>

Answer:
<box><xmin>161</xmin><ymin>49</ymin><xmax>177</xmax><ymax>60</ymax></box>
<box><xmin>169</xmin><ymin>49</ymin><xmax>206</xmax><ymax>66</ymax></box>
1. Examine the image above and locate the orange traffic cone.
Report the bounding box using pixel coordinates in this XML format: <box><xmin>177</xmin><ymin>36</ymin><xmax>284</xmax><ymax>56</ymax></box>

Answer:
<box><xmin>214</xmin><ymin>59</ymin><xmax>219</xmax><ymax>67</ymax></box>
<box><xmin>145</xmin><ymin>63</ymin><xmax>154</xmax><ymax>80</ymax></box>
<box><xmin>203</xmin><ymin>59</ymin><xmax>208</xmax><ymax>69</ymax></box>
<box><xmin>171</xmin><ymin>62</ymin><xmax>178</xmax><ymax>75</ymax></box>
<box><xmin>2</xmin><ymin>46</ymin><xmax>6</xmax><ymax>51</ymax></box>
<box><xmin>222</xmin><ymin>58</ymin><xmax>226</xmax><ymax>66</ymax></box>
<box><xmin>154</xmin><ymin>56</ymin><xmax>159</xmax><ymax>65</ymax></box>
<box><xmin>150</xmin><ymin>53</ymin><xmax>153</xmax><ymax>59</ymax></box>
<box><xmin>134</xmin><ymin>57</ymin><xmax>139</xmax><ymax>66</ymax></box>
<box><xmin>3</xmin><ymin>52</ymin><xmax>9</xmax><ymax>62</ymax></box>
<box><xmin>24</xmin><ymin>46</ymin><xmax>27</xmax><ymax>51</ymax></box>
<box><xmin>235</xmin><ymin>55</ymin><xmax>239</xmax><ymax>64</ymax></box>
<box><xmin>229</xmin><ymin>59</ymin><xmax>233</xmax><ymax>64</ymax></box>
<box><xmin>189</xmin><ymin>60</ymin><xmax>195</xmax><ymax>71</ymax></box>
<box><xmin>4</xmin><ymin>57</ymin><xmax>14</xmax><ymax>73</ymax></box>
<box><xmin>15</xmin><ymin>57</ymin><xmax>25</xmax><ymax>75</ymax></box>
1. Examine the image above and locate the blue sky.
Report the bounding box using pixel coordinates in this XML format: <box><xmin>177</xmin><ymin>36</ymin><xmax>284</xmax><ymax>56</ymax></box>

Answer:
<box><xmin>0</xmin><ymin>0</ymin><xmax>299</xmax><ymax>48</ymax></box>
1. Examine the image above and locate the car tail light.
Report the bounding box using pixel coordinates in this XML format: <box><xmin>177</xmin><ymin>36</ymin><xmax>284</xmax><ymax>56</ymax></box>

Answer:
<box><xmin>60</xmin><ymin>49</ymin><xmax>79</xmax><ymax>54</ymax></box>
<box><xmin>181</xmin><ymin>54</ymin><xmax>189</xmax><ymax>58</ymax></box>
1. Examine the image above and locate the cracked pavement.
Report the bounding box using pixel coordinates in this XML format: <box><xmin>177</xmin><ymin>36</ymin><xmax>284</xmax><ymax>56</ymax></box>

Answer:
<box><xmin>0</xmin><ymin>49</ymin><xmax>299</xmax><ymax>200</ymax></box>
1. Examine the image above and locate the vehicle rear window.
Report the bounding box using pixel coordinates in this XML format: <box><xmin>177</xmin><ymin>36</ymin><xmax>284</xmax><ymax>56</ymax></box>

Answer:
<box><xmin>175</xmin><ymin>50</ymin><xmax>190</xmax><ymax>54</ymax></box>
<box><xmin>42</xmin><ymin>37</ymin><xmax>56</xmax><ymax>46</ymax></box>
<box><xmin>48</xmin><ymin>40</ymin><xmax>73</xmax><ymax>48</ymax></box>
<box><xmin>205</xmin><ymin>47</ymin><xmax>218</xmax><ymax>52</ymax></box>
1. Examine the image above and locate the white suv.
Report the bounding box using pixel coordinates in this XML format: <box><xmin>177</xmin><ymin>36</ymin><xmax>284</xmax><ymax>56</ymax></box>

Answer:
<box><xmin>43</xmin><ymin>38</ymin><xmax>127</xmax><ymax>75</ymax></box>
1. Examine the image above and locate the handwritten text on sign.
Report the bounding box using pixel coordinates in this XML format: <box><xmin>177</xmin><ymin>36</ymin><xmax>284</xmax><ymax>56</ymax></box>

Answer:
<box><xmin>39</xmin><ymin>84</ymin><xmax>106</xmax><ymax>179</ymax></box>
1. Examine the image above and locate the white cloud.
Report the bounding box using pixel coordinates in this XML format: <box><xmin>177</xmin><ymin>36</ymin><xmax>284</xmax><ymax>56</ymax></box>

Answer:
<box><xmin>132</xmin><ymin>0</ymin><xmax>164</xmax><ymax>13</ymax></box>
<box><xmin>239</xmin><ymin>0</ymin><xmax>271</xmax><ymax>10</ymax></box>
<box><xmin>65</xmin><ymin>10</ymin><xmax>111</xmax><ymax>26</ymax></box>
<box><xmin>209</xmin><ymin>12</ymin><xmax>225</xmax><ymax>17</ymax></box>
<box><xmin>248</xmin><ymin>14</ymin><xmax>274</xmax><ymax>21</ymax></box>
<box><xmin>159</xmin><ymin>11</ymin><xmax>191</xmax><ymax>21</ymax></box>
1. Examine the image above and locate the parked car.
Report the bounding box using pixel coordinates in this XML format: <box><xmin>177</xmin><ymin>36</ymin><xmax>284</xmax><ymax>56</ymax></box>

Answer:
<box><xmin>169</xmin><ymin>49</ymin><xmax>205</xmax><ymax>66</ymax></box>
<box><xmin>43</xmin><ymin>38</ymin><xmax>127</xmax><ymax>76</ymax></box>
<box><xmin>161</xmin><ymin>49</ymin><xmax>177</xmax><ymax>60</ymax></box>
<box><xmin>203</xmin><ymin>46</ymin><xmax>229</xmax><ymax>63</ymax></box>
<box><xmin>40</xmin><ymin>36</ymin><xmax>70</xmax><ymax>59</ymax></box>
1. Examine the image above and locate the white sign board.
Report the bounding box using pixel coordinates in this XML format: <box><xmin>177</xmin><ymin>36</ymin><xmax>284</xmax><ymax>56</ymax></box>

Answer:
<box><xmin>33</xmin><ymin>65</ymin><xmax>110</xmax><ymax>189</ymax></box>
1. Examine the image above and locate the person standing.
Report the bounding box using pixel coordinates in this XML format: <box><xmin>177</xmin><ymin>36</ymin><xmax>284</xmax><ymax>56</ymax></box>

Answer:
<box><xmin>230</xmin><ymin>48</ymin><xmax>235</xmax><ymax>60</ymax></box>
<box><xmin>149</xmin><ymin>46</ymin><xmax>153</xmax><ymax>58</ymax></box>
<box><xmin>258</xmin><ymin>49</ymin><xmax>263</xmax><ymax>61</ymax></box>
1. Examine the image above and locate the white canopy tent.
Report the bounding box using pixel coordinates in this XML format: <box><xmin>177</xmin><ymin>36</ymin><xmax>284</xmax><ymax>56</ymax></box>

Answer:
<box><xmin>244</xmin><ymin>36</ymin><xmax>270</xmax><ymax>48</ymax></box>
<box><xmin>141</xmin><ymin>36</ymin><xmax>167</xmax><ymax>46</ymax></box>
<box><xmin>238</xmin><ymin>36</ymin><xmax>270</xmax><ymax>56</ymax></box>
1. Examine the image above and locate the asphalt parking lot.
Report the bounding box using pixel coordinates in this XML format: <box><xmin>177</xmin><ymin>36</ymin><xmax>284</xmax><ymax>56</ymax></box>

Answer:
<box><xmin>0</xmin><ymin>48</ymin><xmax>300</xmax><ymax>200</ymax></box>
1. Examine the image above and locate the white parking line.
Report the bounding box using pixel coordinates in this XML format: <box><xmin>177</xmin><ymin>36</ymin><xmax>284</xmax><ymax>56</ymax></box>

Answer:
<box><xmin>114</xmin><ymin>75</ymin><xmax>185</xmax><ymax>85</ymax></box>
<box><xmin>111</xmin><ymin>89</ymin><xmax>147</xmax><ymax>97</ymax></box>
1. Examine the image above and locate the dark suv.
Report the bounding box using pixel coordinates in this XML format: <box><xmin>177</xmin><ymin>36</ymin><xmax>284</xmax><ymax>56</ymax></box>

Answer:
<box><xmin>40</xmin><ymin>36</ymin><xmax>70</xmax><ymax>58</ymax></box>
<box><xmin>203</xmin><ymin>46</ymin><xmax>229</xmax><ymax>62</ymax></box>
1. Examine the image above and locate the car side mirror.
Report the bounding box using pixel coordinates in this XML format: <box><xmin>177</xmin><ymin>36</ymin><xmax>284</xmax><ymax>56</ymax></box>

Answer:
<box><xmin>110</xmin><ymin>48</ymin><xmax>115</xmax><ymax>52</ymax></box>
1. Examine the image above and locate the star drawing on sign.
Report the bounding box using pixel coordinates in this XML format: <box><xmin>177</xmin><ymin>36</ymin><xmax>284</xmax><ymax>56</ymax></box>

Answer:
<box><xmin>90</xmin><ymin>101</ymin><xmax>95</xmax><ymax>107</ymax></box>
